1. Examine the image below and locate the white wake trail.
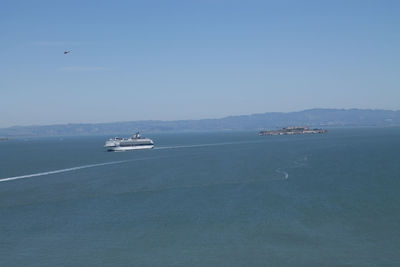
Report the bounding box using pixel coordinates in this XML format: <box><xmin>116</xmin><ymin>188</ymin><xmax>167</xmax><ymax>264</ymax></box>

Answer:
<box><xmin>0</xmin><ymin>160</ymin><xmax>129</xmax><ymax>183</ymax></box>
<box><xmin>155</xmin><ymin>140</ymin><xmax>264</xmax><ymax>150</ymax></box>
<box><xmin>0</xmin><ymin>156</ymin><xmax>166</xmax><ymax>183</ymax></box>
<box><xmin>0</xmin><ymin>139</ymin><xmax>264</xmax><ymax>183</ymax></box>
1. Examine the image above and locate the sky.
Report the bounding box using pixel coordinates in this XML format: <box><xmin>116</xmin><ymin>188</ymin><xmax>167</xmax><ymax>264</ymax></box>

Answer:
<box><xmin>1</xmin><ymin>0</ymin><xmax>399</xmax><ymax>127</ymax></box>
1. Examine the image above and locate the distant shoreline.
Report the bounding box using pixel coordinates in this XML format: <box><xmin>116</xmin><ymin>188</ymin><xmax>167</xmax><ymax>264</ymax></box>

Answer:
<box><xmin>0</xmin><ymin>109</ymin><xmax>399</xmax><ymax>138</ymax></box>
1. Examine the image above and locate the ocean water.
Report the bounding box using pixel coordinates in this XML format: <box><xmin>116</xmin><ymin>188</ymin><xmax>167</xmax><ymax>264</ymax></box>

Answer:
<box><xmin>1</xmin><ymin>128</ymin><xmax>400</xmax><ymax>266</ymax></box>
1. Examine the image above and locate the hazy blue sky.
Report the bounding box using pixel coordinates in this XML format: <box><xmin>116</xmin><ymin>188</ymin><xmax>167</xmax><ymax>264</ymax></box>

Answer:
<box><xmin>1</xmin><ymin>0</ymin><xmax>399</xmax><ymax>127</ymax></box>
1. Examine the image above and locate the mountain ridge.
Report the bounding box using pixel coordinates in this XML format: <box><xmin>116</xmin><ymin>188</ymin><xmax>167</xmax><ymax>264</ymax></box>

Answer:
<box><xmin>1</xmin><ymin>108</ymin><xmax>399</xmax><ymax>137</ymax></box>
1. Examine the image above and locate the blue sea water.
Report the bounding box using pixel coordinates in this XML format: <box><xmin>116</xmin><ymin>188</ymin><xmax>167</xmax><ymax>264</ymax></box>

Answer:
<box><xmin>1</xmin><ymin>128</ymin><xmax>400</xmax><ymax>266</ymax></box>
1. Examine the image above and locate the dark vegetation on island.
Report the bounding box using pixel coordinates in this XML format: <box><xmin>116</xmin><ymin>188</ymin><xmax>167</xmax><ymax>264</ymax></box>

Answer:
<box><xmin>1</xmin><ymin>108</ymin><xmax>399</xmax><ymax>138</ymax></box>
<box><xmin>258</xmin><ymin>126</ymin><xmax>327</xmax><ymax>136</ymax></box>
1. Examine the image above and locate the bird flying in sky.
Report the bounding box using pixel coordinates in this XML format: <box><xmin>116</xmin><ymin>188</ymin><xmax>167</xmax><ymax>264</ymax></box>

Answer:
<box><xmin>63</xmin><ymin>50</ymin><xmax>71</xmax><ymax>54</ymax></box>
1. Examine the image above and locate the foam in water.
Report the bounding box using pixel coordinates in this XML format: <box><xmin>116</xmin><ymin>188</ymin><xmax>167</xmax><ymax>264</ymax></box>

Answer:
<box><xmin>275</xmin><ymin>168</ymin><xmax>289</xmax><ymax>179</ymax></box>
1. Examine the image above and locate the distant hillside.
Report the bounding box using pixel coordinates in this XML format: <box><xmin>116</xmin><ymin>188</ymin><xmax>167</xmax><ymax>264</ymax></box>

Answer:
<box><xmin>1</xmin><ymin>109</ymin><xmax>399</xmax><ymax>137</ymax></box>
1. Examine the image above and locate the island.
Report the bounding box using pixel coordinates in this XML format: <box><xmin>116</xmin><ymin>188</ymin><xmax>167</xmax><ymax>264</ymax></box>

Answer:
<box><xmin>258</xmin><ymin>126</ymin><xmax>327</xmax><ymax>136</ymax></box>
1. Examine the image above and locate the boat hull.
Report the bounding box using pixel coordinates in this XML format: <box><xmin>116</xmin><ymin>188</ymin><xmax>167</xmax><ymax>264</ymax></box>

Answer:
<box><xmin>106</xmin><ymin>145</ymin><xmax>154</xmax><ymax>152</ymax></box>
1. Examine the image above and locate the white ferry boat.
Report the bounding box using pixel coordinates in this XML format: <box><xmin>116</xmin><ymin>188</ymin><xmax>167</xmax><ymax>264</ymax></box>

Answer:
<box><xmin>104</xmin><ymin>132</ymin><xmax>154</xmax><ymax>151</ymax></box>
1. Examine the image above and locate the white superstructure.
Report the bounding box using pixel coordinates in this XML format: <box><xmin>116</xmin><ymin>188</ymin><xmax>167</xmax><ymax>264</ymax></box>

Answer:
<box><xmin>104</xmin><ymin>132</ymin><xmax>154</xmax><ymax>151</ymax></box>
